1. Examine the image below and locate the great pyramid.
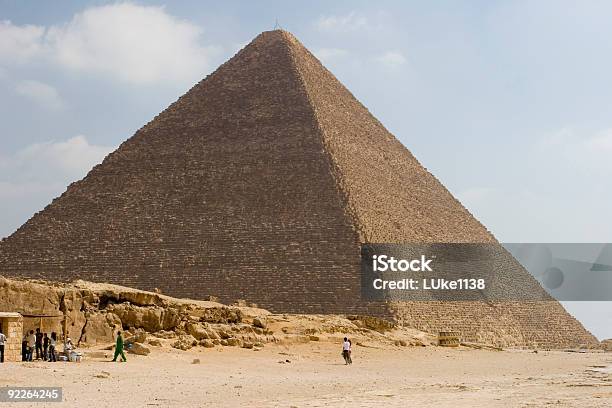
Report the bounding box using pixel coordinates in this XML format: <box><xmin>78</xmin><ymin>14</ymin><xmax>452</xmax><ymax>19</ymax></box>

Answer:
<box><xmin>0</xmin><ymin>30</ymin><xmax>596</xmax><ymax>348</ymax></box>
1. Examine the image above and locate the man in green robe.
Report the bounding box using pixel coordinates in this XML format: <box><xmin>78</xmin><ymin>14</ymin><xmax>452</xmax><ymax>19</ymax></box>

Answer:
<box><xmin>112</xmin><ymin>331</ymin><xmax>127</xmax><ymax>362</ymax></box>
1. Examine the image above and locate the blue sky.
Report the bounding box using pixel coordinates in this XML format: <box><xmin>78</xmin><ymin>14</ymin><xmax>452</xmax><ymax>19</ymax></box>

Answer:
<box><xmin>1</xmin><ymin>1</ymin><xmax>611</xmax><ymax>339</ymax></box>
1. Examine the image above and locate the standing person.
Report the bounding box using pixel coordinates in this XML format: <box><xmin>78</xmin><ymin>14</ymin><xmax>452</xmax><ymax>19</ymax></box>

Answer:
<box><xmin>42</xmin><ymin>333</ymin><xmax>49</xmax><ymax>361</ymax></box>
<box><xmin>0</xmin><ymin>328</ymin><xmax>6</xmax><ymax>363</ymax></box>
<box><xmin>35</xmin><ymin>328</ymin><xmax>43</xmax><ymax>360</ymax></box>
<box><xmin>48</xmin><ymin>332</ymin><xmax>57</xmax><ymax>362</ymax></box>
<box><xmin>112</xmin><ymin>331</ymin><xmax>127</xmax><ymax>362</ymax></box>
<box><xmin>342</xmin><ymin>337</ymin><xmax>351</xmax><ymax>365</ymax></box>
<box><xmin>21</xmin><ymin>335</ymin><xmax>27</xmax><ymax>361</ymax></box>
<box><xmin>27</xmin><ymin>330</ymin><xmax>36</xmax><ymax>361</ymax></box>
<box><xmin>347</xmin><ymin>338</ymin><xmax>353</xmax><ymax>365</ymax></box>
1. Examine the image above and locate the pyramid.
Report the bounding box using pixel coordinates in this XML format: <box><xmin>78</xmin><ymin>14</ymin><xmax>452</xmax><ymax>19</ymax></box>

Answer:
<box><xmin>0</xmin><ymin>31</ymin><xmax>596</xmax><ymax>347</ymax></box>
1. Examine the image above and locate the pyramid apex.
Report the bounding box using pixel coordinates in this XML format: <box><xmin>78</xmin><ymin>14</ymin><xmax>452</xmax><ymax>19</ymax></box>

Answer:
<box><xmin>249</xmin><ymin>29</ymin><xmax>301</xmax><ymax>46</ymax></box>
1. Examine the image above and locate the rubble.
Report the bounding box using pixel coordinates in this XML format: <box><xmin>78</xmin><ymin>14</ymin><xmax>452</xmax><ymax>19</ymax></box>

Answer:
<box><xmin>129</xmin><ymin>342</ymin><xmax>151</xmax><ymax>356</ymax></box>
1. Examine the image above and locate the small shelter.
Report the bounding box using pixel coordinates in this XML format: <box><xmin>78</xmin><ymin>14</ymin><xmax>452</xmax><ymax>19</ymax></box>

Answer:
<box><xmin>0</xmin><ymin>312</ymin><xmax>23</xmax><ymax>362</ymax></box>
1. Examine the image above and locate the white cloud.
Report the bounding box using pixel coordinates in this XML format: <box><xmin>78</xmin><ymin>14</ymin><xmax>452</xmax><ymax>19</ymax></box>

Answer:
<box><xmin>0</xmin><ymin>135</ymin><xmax>115</xmax><ymax>183</ymax></box>
<box><xmin>0</xmin><ymin>136</ymin><xmax>115</xmax><ymax>237</ymax></box>
<box><xmin>377</xmin><ymin>51</ymin><xmax>407</xmax><ymax>68</ymax></box>
<box><xmin>18</xmin><ymin>135</ymin><xmax>113</xmax><ymax>175</ymax></box>
<box><xmin>0</xmin><ymin>20</ymin><xmax>45</xmax><ymax>63</ymax></box>
<box><xmin>0</xmin><ymin>3</ymin><xmax>219</xmax><ymax>84</ymax></box>
<box><xmin>538</xmin><ymin>127</ymin><xmax>612</xmax><ymax>171</ymax></box>
<box><xmin>47</xmin><ymin>3</ymin><xmax>217</xmax><ymax>83</ymax></box>
<box><xmin>584</xmin><ymin>129</ymin><xmax>612</xmax><ymax>151</ymax></box>
<box><xmin>315</xmin><ymin>12</ymin><xmax>368</xmax><ymax>32</ymax></box>
<box><xmin>15</xmin><ymin>80</ymin><xmax>64</xmax><ymax>110</ymax></box>
<box><xmin>314</xmin><ymin>48</ymin><xmax>349</xmax><ymax>62</ymax></box>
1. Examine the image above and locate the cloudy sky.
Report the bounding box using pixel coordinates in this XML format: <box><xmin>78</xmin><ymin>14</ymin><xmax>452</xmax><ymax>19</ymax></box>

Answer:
<box><xmin>1</xmin><ymin>1</ymin><xmax>611</xmax><ymax>339</ymax></box>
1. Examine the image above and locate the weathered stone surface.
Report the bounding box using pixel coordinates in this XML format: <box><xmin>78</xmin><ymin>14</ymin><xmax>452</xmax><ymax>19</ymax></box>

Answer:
<box><xmin>0</xmin><ymin>315</ymin><xmax>22</xmax><ymax>362</ymax></box>
<box><xmin>0</xmin><ymin>277</ymin><xmax>247</xmax><ymax>346</ymax></box>
<box><xmin>172</xmin><ymin>335</ymin><xmax>197</xmax><ymax>351</ymax></box>
<box><xmin>200</xmin><ymin>339</ymin><xmax>215</xmax><ymax>348</ymax></box>
<box><xmin>199</xmin><ymin>307</ymin><xmax>242</xmax><ymax>324</ymax></box>
<box><xmin>79</xmin><ymin>312</ymin><xmax>121</xmax><ymax>345</ymax></box>
<box><xmin>217</xmin><ymin>330</ymin><xmax>231</xmax><ymax>340</ymax></box>
<box><xmin>154</xmin><ymin>330</ymin><xmax>176</xmax><ymax>339</ymax></box>
<box><xmin>148</xmin><ymin>338</ymin><xmax>162</xmax><ymax>347</ymax></box>
<box><xmin>161</xmin><ymin>308</ymin><xmax>182</xmax><ymax>329</ymax></box>
<box><xmin>107</xmin><ymin>304</ymin><xmax>164</xmax><ymax>332</ymax></box>
<box><xmin>252</xmin><ymin>317</ymin><xmax>266</xmax><ymax>329</ymax></box>
<box><xmin>126</xmin><ymin>330</ymin><xmax>147</xmax><ymax>344</ymax></box>
<box><xmin>0</xmin><ymin>277</ymin><xmax>60</xmax><ymax>314</ymax></box>
<box><xmin>226</xmin><ymin>338</ymin><xmax>242</xmax><ymax>347</ymax></box>
<box><xmin>186</xmin><ymin>323</ymin><xmax>208</xmax><ymax>340</ymax></box>
<box><xmin>205</xmin><ymin>329</ymin><xmax>220</xmax><ymax>340</ymax></box>
<box><xmin>347</xmin><ymin>315</ymin><xmax>395</xmax><ymax>333</ymax></box>
<box><xmin>129</xmin><ymin>342</ymin><xmax>151</xmax><ymax>356</ymax></box>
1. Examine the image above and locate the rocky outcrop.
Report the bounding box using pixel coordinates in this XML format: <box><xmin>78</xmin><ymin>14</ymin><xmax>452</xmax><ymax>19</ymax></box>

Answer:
<box><xmin>79</xmin><ymin>312</ymin><xmax>122</xmax><ymax>345</ymax></box>
<box><xmin>0</xmin><ymin>276</ymin><xmax>441</xmax><ymax>351</ymax></box>
<box><xmin>0</xmin><ymin>276</ymin><xmax>61</xmax><ymax>315</ymax></box>
<box><xmin>173</xmin><ymin>335</ymin><xmax>197</xmax><ymax>351</ymax></box>
<box><xmin>129</xmin><ymin>342</ymin><xmax>151</xmax><ymax>356</ymax></box>
<box><xmin>0</xmin><ymin>276</ymin><xmax>246</xmax><ymax>347</ymax></box>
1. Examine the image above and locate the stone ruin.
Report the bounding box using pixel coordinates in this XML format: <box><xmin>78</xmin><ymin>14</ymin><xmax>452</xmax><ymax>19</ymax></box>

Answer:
<box><xmin>0</xmin><ymin>30</ymin><xmax>597</xmax><ymax>348</ymax></box>
<box><xmin>0</xmin><ymin>276</ymin><xmax>436</xmax><ymax>351</ymax></box>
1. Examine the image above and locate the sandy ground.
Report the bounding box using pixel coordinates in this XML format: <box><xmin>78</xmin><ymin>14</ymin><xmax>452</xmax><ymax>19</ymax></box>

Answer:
<box><xmin>1</xmin><ymin>344</ymin><xmax>611</xmax><ymax>408</ymax></box>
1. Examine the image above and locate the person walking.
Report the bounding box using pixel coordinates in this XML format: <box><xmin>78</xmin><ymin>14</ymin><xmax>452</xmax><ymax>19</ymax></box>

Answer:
<box><xmin>35</xmin><ymin>328</ymin><xmax>43</xmax><ymax>360</ymax></box>
<box><xmin>0</xmin><ymin>328</ymin><xmax>6</xmax><ymax>363</ymax></box>
<box><xmin>112</xmin><ymin>331</ymin><xmax>127</xmax><ymax>362</ymax></box>
<box><xmin>342</xmin><ymin>337</ymin><xmax>352</xmax><ymax>365</ymax></box>
<box><xmin>347</xmin><ymin>338</ymin><xmax>353</xmax><ymax>364</ymax></box>
<box><xmin>48</xmin><ymin>332</ymin><xmax>57</xmax><ymax>362</ymax></box>
<box><xmin>27</xmin><ymin>330</ymin><xmax>36</xmax><ymax>361</ymax></box>
<box><xmin>42</xmin><ymin>333</ymin><xmax>49</xmax><ymax>361</ymax></box>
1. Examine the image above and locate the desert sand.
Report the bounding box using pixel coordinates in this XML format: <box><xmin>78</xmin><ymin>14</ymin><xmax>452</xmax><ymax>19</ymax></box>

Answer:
<box><xmin>2</xmin><ymin>343</ymin><xmax>611</xmax><ymax>408</ymax></box>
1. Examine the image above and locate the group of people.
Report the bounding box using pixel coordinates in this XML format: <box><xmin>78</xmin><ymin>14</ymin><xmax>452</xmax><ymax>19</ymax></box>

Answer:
<box><xmin>7</xmin><ymin>326</ymin><xmax>342</xmax><ymax>365</ymax></box>
<box><xmin>1</xmin><ymin>325</ymin><xmax>122</xmax><ymax>364</ymax></box>
<box><xmin>22</xmin><ymin>328</ymin><xmax>59</xmax><ymax>362</ymax></box>
<box><xmin>342</xmin><ymin>337</ymin><xmax>353</xmax><ymax>365</ymax></box>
